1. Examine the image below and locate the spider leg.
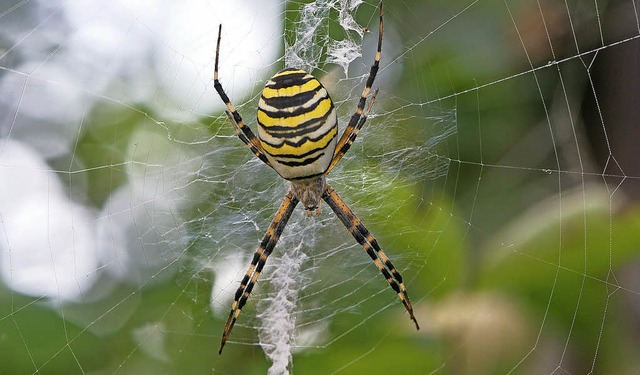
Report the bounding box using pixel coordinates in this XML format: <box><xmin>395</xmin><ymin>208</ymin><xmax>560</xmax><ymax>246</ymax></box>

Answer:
<box><xmin>214</xmin><ymin>24</ymin><xmax>272</xmax><ymax>168</ymax></box>
<box><xmin>325</xmin><ymin>3</ymin><xmax>383</xmax><ymax>175</ymax></box>
<box><xmin>219</xmin><ymin>191</ymin><xmax>299</xmax><ymax>354</ymax></box>
<box><xmin>326</xmin><ymin>89</ymin><xmax>378</xmax><ymax>174</ymax></box>
<box><xmin>322</xmin><ymin>184</ymin><xmax>419</xmax><ymax>330</ymax></box>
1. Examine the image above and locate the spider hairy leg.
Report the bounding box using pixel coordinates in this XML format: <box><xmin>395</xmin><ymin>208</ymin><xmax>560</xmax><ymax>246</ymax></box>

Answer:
<box><xmin>214</xmin><ymin>24</ymin><xmax>272</xmax><ymax>168</ymax></box>
<box><xmin>224</xmin><ymin>111</ymin><xmax>252</xmax><ymax>147</ymax></box>
<box><xmin>322</xmin><ymin>184</ymin><xmax>420</xmax><ymax>330</ymax></box>
<box><xmin>219</xmin><ymin>192</ymin><xmax>300</xmax><ymax>354</ymax></box>
<box><xmin>326</xmin><ymin>2</ymin><xmax>383</xmax><ymax>175</ymax></box>
<box><xmin>326</xmin><ymin>89</ymin><xmax>379</xmax><ymax>174</ymax></box>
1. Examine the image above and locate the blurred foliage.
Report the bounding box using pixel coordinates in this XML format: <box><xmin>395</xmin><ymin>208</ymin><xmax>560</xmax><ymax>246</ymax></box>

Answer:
<box><xmin>1</xmin><ymin>0</ymin><xmax>640</xmax><ymax>374</ymax></box>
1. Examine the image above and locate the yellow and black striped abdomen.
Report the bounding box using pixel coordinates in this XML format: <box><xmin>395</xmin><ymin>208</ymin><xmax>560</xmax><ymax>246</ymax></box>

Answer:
<box><xmin>257</xmin><ymin>68</ymin><xmax>338</xmax><ymax>180</ymax></box>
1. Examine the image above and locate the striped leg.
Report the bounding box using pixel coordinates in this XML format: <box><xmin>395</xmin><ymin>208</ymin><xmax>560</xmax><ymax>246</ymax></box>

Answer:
<box><xmin>325</xmin><ymin>89</ymin><xmax>378</xmax><ymax>174</ymax></box>
<box><xmin>326</xmin><ymin>3</ymin><xmax>383</xmax><ymax>175</ymax></box>
<box><xmin>214</xmin><ymin>24</ymin><xmax>272</xmax><ymax>168</ymax></box>
<box><xmin>322</xmin><ymin>184</ymin><xmax>419</xmax><ymax>330</ymax></box>
<box><xmin>219</xmin><ymin>191</ymin><xmax>300</xmax><ymax>354</ymax></box>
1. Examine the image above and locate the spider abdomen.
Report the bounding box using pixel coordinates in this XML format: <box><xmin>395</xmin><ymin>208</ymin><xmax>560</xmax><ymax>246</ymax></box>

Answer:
<box><xmin>257</xmin><ymin>68</ymin><xmax>338</xmax><ymax>180</ymax></box>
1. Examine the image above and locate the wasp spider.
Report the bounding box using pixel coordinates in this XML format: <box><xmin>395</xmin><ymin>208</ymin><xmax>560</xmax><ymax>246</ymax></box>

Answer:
<box><xmin>214</xmin><ymin>3</ymin><xmax>418</xmax><ymax>354</ymax></box>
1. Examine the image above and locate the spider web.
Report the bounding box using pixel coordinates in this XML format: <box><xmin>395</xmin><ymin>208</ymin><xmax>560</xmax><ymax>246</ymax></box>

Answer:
<box><xmin>1</xmin><ymin>0</ymin><xmax>639</xmax><ymax>374</ymax></box>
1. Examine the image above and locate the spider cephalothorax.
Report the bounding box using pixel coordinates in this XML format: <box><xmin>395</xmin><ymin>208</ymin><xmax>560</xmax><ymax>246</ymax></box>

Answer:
<box><xmin>290</xmin><ymin>177</ymin><xmax>327</xmax><ymax>214</ymax></box>
<box><xmin>213</xmin><ymin>2</ymin><xmax>418</xmax><ymax>354</ymax></box>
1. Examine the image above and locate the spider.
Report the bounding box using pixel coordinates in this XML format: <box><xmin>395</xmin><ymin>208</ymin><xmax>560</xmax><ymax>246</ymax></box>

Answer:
<box><xmin>214</xmin><ymin>3</ymin><xmax>418</xmax><ymax>354</ymax></box>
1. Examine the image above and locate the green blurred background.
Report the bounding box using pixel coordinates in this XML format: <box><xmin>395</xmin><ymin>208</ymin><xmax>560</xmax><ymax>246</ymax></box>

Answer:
<box><xmin>1</xmin><ymin>0</ymin><xmax>639</xmax><ymax>374</ymax></box>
